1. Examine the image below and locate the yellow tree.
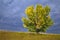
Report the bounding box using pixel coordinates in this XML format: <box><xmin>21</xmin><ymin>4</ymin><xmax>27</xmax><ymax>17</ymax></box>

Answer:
<box><xmin>22</xmin><ymin>4</ymin><xmax>53</xmax><ymax>33</ymax></box>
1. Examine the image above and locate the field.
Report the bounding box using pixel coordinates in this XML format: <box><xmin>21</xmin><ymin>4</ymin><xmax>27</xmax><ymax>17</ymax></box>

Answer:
<box><xmin>0</xmin><ymin>31</ymin><xmax>60</xmax><ymax>40</ymax></box>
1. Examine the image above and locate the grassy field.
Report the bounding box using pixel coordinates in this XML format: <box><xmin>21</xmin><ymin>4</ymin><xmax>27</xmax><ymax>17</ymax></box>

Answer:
<box><xmin>0</xmin><ymin>31</ymin><xmax>60</xmax><ymax>40</ymax></box>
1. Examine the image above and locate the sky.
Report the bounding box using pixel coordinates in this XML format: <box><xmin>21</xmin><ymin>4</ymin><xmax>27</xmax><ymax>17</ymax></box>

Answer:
<box><xmin>0</xmin><ymin>0</ymin><xmax>60</xmax><ymax>34</ymax></box>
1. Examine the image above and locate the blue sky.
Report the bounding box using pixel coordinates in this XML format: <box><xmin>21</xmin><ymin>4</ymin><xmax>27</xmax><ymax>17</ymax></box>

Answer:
<box><xmin>0</xmin><ymin>0</ymin><xmax>60</xmax><ymax>34</ymax></box>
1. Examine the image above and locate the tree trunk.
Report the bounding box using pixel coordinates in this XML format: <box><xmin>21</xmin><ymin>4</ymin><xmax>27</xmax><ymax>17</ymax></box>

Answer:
<box><xmin>36</xmin><ymin>29</ymin><xmax>40</xmax><ymax>34</ymax></box>
<box><xmin>36</xmin><ymin>25</ymin><xmax>40</xmax><ymax>34</ymax></box>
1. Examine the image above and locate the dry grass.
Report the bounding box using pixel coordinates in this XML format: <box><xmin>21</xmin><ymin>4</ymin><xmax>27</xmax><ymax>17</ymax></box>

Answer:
<box><xmin>0</xmin><ymin>31</ymin><xmax>60</xmax><ymax>40</ymax></box>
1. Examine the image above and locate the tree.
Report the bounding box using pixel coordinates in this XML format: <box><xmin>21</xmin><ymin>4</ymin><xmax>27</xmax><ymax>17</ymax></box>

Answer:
<box><xmin>22</xmin><ymin>4</ymin><xmax>53</xmax><ymax>33</ymax></box>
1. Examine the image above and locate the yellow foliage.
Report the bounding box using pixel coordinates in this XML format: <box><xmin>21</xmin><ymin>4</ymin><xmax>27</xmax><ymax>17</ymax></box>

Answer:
<box><xmin>36</xmin><ymin>4</ymin><xmax>43</xmax><ymax>13</ymax></box>
<box><xmin>23</xmin><ymin>24</ymin><xmax>27</xmax><ymax>27</ymax></box>
<box><xmin>22</xmin><ymin>17</ymin><xmax>25</xmax><ymax>22</ymax></box>
<box><xmin>22</xmin><ymin>4</ymin><xmax>53</xmax><ymax>32</ymax></box>
<box><xmin>47</xmin><ymin>15</ymin><xmax>51</xmax><ymax>20</ymax></box>
<box><xmin>38</xmin><ymin>15</ymin><xmax>41</xmax><ymax>19</ymax></box>
<box><xmin>40</xmin><ymin>17</ymin><xmax>44</xmax><ymax>22</ymax></box>
<box><xmin>25</xmin><ymin>6</ymin><xmax>34</xmax><ymax>16</ymax></box>
<box><xmin>42</xmin><ymin>8</ymin><xmax>46</xmax><ymax>15</ymax></box>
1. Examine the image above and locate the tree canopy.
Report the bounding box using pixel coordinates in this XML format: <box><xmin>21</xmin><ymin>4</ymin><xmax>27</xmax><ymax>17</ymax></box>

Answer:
<box><xmin>22</xmin><ymin>4</ymin><xmax>53</xmax><ymax>32</ymax></box>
